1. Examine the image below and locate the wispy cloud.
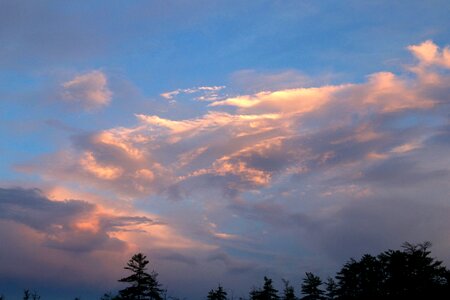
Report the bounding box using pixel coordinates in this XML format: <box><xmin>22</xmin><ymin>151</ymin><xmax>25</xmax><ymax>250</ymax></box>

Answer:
<box><xmin>160</xmin><ymin>86</ymin><xmax>225</xmax><ymax>102</ymax></box>
<box><xmin>229</xmin><ymin>69</ymin><xmax>314</xmax><ymax>93</ymax></box>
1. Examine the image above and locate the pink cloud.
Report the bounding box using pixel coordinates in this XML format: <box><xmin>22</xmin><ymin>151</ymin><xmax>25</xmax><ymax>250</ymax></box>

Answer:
<box><xmin>61</xmin><ymin>70</ymin><xmax>112</xmax><ymax>110</ymax></box>
<box><xmin>408</xmin><ymin>40</ymin><xmax>450</xmax><ymax>68</ymax></box>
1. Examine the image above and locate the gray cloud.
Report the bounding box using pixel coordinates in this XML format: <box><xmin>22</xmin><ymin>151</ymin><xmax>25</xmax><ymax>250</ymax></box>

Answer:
<box><xmin>310</xmin><ymin>195</ymin><xmax>450</xmax><ymax>263</ymax></box>
<box><xmin>0</xmin><ymin>187</ymin><xmax>158</xmax><ymax>253</ymax></box>
<box><xmin>155</xmin><ymin>252</ymin><xmax>198</xmax><ymax>266</ymax></box>
<box><xmin>0</xmin><ymin>187</ymin><xmax>93</xmax><ymax>231</ymax></box>
<box><xmin>360</xmin><ymin>157</ymin><xmax>450</xmax><ymax>187</ymax></box>
<box><xmin>207</xmin><ymin>251</ymin><xmax>259</xmax><ymax>275</ymax></box>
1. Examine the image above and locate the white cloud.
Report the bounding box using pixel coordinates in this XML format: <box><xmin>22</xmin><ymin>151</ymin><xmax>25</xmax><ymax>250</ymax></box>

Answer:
<box><xmin>160</xmin><ymin>86</ymin><xmax>225</xmax><ymax>102</ymax></box>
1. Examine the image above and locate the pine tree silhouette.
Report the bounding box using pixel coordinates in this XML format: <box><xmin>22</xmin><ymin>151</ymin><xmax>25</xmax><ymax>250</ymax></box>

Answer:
<box><xmin>335</xmin><ymin>242</ymin><xmax>450</xmax><ymax>299</ymax></box>
<box><xmin>118</xmin><ymin>253</ymin><xmax>163</xmax><ymax>300</ymax></box>
<box><xmin>250</xmin><ymin>277</ymin><xmax>279</xmax><ymax>300</ymax></box>
<box><xmin>207</xmin><ymin>284</ymin><xmax>228</xmax><ymax>300</ymax></box>
<box><xmin>23</xmin><ymin>290</ymin><xmax>31</xmax><ymax>300</ymax></box>
<box><xmin>282</xmin><ymin>279</ymin><xmax>296</xmax><ymax>300</ymax></box>
<box><xmin>301</xmin><ymin>273</ymin><xmax>324</xmax><ymax>300</ymax></box>
<box><xmin>31</xmin><ymin>291</ymin><xmax>40</xmax><ymax>300</ymax></box>
<box><xmin>324</xmin><ymin>278</ymin><xmax>337</xmax><ymax>300</ymax></box>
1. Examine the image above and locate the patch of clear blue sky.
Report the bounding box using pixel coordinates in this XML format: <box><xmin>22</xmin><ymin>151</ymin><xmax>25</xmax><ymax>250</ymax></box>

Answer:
<box><xmin>88</xmin><ymin>0</ymin><xmax>450</xmax><ymax>95</ymax></box>
<box><xmin>5</xmin><ymin>1</ymin><xmax>449</xmax><ymax>92</ymax></box>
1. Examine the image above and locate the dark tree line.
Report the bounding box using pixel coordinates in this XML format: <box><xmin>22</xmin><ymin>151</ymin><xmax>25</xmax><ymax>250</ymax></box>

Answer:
<box><xmin>207</xmin><ymin>285</ymin><xmax>227</xmax><ymax>300</ymax></box>
<box><xmin>330</xmin><ymin>242</ymin><xmax>450</xmax><ymax>300</ymax></box>
<box><xmin>247</xmin><ymin>242</ymin><xmax>450</xmax><ymax>300</ymax></box>
<box><xmin>3</xmin><ymin>242</ymin><xmax>449</xmax><ymax>300</ymax></box>
<box><xmin>250</xmin><ymin>276</ymin><xmax>280</xmax><ymax>300</ymax></box>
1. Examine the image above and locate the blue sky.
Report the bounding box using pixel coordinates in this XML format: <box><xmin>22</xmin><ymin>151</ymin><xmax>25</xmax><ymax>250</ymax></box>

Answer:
<box><xmin>1</xmin><ymin>1</ymin><xmax>450</xmax><ymax>299</ymax></box>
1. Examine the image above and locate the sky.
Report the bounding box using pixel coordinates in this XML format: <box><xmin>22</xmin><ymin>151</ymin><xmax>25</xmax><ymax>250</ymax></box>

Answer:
<box><xmin>1</xmin><ymin>0</ymin><xmax>450</xmax><ymax>299</ymax></box>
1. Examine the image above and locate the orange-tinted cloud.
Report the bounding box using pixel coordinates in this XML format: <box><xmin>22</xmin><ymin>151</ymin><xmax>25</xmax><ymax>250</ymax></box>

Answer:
<box><xmin>408</xmin><ymin>40</ymin><xmax>450</xmax><ymax>68</ymax></box>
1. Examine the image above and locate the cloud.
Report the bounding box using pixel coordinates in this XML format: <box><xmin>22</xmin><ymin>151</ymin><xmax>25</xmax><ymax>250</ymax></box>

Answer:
<box><xmin>207</xmin><ymin>251</ymin><xmax>258</xmax><ymax>275</ymax></box>
<box><xmin>155</xmin><ymin>251</ymin><xmax>198</xmax><ymax>266</ymax></box>
<box><xmin>309</xmin><ymin>194</ymin><xmax>450</xmax><ymax>263</ymax></box>
<box><xmin>0</xmin><ymin>185</ymin><xmax>215</xmax><ymax>261</ymax></box>
<box><xmin>20</xmin><ymin>41</ymin><xmax>450</xmax><ymax>202</ymax></box>
<box><xmin>408</xmin><ymin>40</ymin><xmax>450</xmax><ymax>68</ymax></box>
<box><xmin>0</xmin><ymin>186</ymin><xmax>228</xmax><ymax>297</ymax></box>
<box><xmin>160</xmin><ymin>86</ymin><xmax>225</xmax><ymax>102</ymax></box>
<box><xmin>0</xmin><ymin>187</ymin><xmax>132</xmax><ymax>297</ymax></box>
<box><xmin>0</xmin><ymin>187</ymin><xmax>160</xmax><ymax>252</ymax></box>
<box><xmin>15</xmin><ymin>42</ymin><xmax>450</xmax><ymax>279</ymax></box>
<box><xmin>210</xmin><ymin>85</ymin><xmax>345</xmax><ymax>113</ymax></box>
<box><xmin>60</xmin><ymin>70</ymin><xmax>112</xmax><ymax>111</ymax></box>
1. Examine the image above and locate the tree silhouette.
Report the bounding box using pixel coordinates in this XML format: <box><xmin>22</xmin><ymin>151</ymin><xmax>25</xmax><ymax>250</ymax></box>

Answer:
<box><xmin>92</xmin><ymin>242</ymin><xmax>448</xmax><ymax>300</ymax></box>
<box><xmin>300</xmin><ymin>272</ymin><xmax>324</xmax><ymax>300</ymax></box>
<box><xmin>250</xmin><ymin>277</ymin><xmax>279</xmax><ymax>300</ymax></box>
<box><xmin>207</xmin><ymin>284</ymin><xmax>228</xmax><ymax>300</ymax></box>
<box><xmin>337</xmin><ymin>254</ymin><xmax>383</xmax><ymax>300</ymax></box>
<box><xmin>334</xmin><ymin>242</ymin><xmax>450</xmax><ymax>299</ymax></box>
<box><xmin>23</xmin><ymin>290</ymin><xmax>31</xmax><ymax>300</ymax></box>
<box><xmin>118</xmin><ymin>253</ymin><xmax>163</xmax><ymax>300</ymax></box>
<box><xmin>281</xmin><ymin>279</ymin><xmax>296</xmax><ymax>300</ymax></box>
<box><xmin>31</xmin><ymin>291</ymin><xmax>40</xmax><ymax>300</ymax></box>
<box><xmin>324</xmin><ymin>278</ymin><xmax>337</xmax><ymax>300</ymax></box>
<box><xmin>378</xmin><ymin>241</ymin><xmax>448</xmax><ymax>299</ymax></box>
